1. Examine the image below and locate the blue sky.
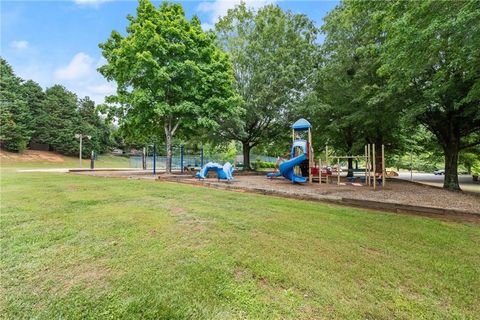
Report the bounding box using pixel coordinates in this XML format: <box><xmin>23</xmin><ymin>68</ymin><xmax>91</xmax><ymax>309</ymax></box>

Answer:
<box><xmin>1</xmin><ymin>0</ymin><xmax>339</xmax><ymax>103</ymax></box>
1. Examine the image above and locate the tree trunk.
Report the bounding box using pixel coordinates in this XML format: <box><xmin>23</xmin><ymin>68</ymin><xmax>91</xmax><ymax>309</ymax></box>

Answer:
<box><xmin>165</xmin><ymin>131</ymin><xmax>172</xmax><ymax>173</ymax></box>
<box><xmin>242</xmin><ymin>141</ymin><xmax>251</xmax><ymax>170</ymax></box>
<box><xmin>347</xmin><ymin>157</ymin><xmax>354</xmax><ymax>177</ymax></box>
<box><xmin>164</xmin><ymin>117</ymin><xmax>180</xmax><ymax>174</ymax></box>
<box><xmin>375</xmin><ymin>144</ymin><xmax>383</xmax><ymax>174</ymax></box>
<box><xmin>442</xmin><ymin>139</ymin><xmax>461</xmax><ymax>191</ymax></box>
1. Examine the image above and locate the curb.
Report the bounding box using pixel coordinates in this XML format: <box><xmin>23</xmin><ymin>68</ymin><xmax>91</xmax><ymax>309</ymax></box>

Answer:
<box><xmin>68</xmin><ymin>168</ymin><xmax>144</xmax><ymax>172</ymax></box>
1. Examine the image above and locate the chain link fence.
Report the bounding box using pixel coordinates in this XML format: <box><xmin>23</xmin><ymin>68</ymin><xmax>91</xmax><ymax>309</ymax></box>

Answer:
<box><xmin>128</xmin><ymin>145</ymin><xmax>276</xmax><ymax>170</ymax></box>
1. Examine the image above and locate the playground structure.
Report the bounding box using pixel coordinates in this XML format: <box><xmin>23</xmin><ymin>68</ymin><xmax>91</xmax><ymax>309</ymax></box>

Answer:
<box><xmin>267</xmin><ymin>118</ymin><xmax>386</xmax><ymax>189</ymax></box>
<box><xmin>267</xmin><ymin>118</ymin><xmax>314</xmax><ymax>183</ymax></box>
<box><xmin>196</xmin><ymin>162</ymin><xmax>235</xmax><ymax>181</ymax></box>
<box><xmin>322</xmin><ymin>143</ymin><xmax>386</xmax><ymax>190</ymax></box>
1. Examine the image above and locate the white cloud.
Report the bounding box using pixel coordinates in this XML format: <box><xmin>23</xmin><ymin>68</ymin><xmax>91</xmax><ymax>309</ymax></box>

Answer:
<box><xmin>73</xmin><ymin>0</ymin><xmax>111</xmax><ymax>7</ymax></box>
<box><xmin>197</xmin><ymin>0</ymin><xmax>275</xmax><ymax>30</ymax></box>
<box><xmin>52</xmin><ymin>52</ymin><xmax>116</xmax><ymax>104</ymax></box>
<box><xmin>14</xmin><ymin>62</ymin><xmax>53</xmax><ymax>88</ymax></box>
<box><xmin>12</xmin><ymin>52</ymin><xmax>114</xmax><ymax>105</ymax></box>
<box><xmin>86</xmin><ymin>83</ymin><xmax>116</xmax><ymax>96</ymax></box>
<box><xmin>55</xmin><ymin>52</ymin><xmax>94</xmax><ymax>81</ymax></box>
<box><xmin>11</xmin><ymin>40</ymin><xmax>28</xmax><ymax>50</ymax></box>
<box><xmin>201</xmin><ymin>22</ymin><xmax>214</xmax><ymax>31</ymax></box>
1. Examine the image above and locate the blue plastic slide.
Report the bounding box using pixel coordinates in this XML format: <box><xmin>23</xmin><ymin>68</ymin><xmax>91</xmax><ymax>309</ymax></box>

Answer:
<box><xmin>196</xmin><ymin>162</ymin><xmax>234</xmax><ymax>180</ymax></box>
<box><xmin>267</xmin><ymin>140</ymin><xmax>308</xmax><ymax>183</ymax></box>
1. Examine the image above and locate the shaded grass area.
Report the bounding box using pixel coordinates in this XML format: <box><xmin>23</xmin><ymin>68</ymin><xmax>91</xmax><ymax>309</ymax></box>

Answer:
<box><xmin>1</xmin><ymin>169</ymin><xmax>479</xmax><ymax>319</ymax></box>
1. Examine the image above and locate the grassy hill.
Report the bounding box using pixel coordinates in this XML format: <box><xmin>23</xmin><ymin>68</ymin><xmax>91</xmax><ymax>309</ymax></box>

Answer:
<box><xmin>0</xmin><ymin>150</ymin><xmax>130</xmax><ymax>169</ymax></box>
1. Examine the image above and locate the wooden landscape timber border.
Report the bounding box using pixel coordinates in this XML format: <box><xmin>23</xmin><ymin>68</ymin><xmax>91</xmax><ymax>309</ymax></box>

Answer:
<box><xmin>157</xmin><ymin>175</ymin><xmax>480</xmax><ymax>223</ymax></box>
<box><xmin>391</xmin><ymin>176</ymin><xmax>480</xmax><ymax>197</ymax></box>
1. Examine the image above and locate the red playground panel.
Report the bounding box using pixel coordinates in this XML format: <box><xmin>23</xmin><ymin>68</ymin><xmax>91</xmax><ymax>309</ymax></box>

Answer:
<box><xmin>311</xmin><ymin>167</ymin><xmax>332</xmax><ymax>176</ymax></box>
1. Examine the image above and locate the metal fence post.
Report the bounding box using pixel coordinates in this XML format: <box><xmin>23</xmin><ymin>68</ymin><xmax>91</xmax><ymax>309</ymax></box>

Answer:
<box><xmin>153</xmin><ymin>143</ymin><xmax>156</xmax><ymax>175</ymax></box>
<box><xmin>180</xmin><ymin>145</ymin><xmax>184</xmax><ymax>173</ymax></box>
<box><xmin>169</xmin><ymin>145</ymin><xmax>173</xmax><ymax>171</ymax></box>
<box><xmin>200</xmin><ymin>147</ymin><xmax>204</xmax><ymax>168</ymax></box>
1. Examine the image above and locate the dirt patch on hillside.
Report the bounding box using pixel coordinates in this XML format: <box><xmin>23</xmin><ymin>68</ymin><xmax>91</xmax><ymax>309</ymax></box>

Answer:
<box><xmin>0</xmin><ymin>150</ymin><xmax>65</xmax><ymax>162</ymax></box>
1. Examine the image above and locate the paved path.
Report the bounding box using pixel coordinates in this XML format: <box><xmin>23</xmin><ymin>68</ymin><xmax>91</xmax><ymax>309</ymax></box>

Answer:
<box><xmin>395</xmin><ymin>172</ymin><xmax>480</xmax><ymax>193</ymax></box>
<box><xmin>17</xmin><ymin>168</ymin><xmax>70</xmax><ymax>173</ymax></box>
<box><xmin>17</xmin><ymin>168</ymin><xmax>142</xmax><ymax>173</ymax></box>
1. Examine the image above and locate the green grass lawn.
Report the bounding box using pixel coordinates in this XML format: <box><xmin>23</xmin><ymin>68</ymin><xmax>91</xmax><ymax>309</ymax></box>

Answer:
<box><xmin>1</xmin><ymin>164</ymin><xmax>479</xmax><ymax>319</ymax></box>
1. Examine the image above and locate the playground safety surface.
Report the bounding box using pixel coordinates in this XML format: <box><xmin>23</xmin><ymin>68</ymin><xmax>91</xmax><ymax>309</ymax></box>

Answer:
<box><xmin>72</xmin><ymin>170</ymin><xmax>480</xmax><ymax>222</ymax></box>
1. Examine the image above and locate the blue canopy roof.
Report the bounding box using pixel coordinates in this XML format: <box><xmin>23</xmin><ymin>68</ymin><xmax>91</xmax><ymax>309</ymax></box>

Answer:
<box><xmin>291</xmin><ymin>118</ymin><xmax>312</xmax><ymax>131</ymax></box>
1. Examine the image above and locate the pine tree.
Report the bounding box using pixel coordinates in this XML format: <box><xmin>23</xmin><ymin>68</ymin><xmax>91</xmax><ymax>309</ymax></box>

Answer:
<box><xmin>0</xmin><ymin>58</ymin><xmax>32</xmax><ymax>152</ymax></box>
<box><xmin>41</xmin><ymin>85</ymin><xmax>81</xmax><ymax>155</ymax></box>
<box><xmin>21</xmin><ymin>80</ymin><xmax>46</xmax><ymax>144</ymax></box>
<box><xmin>78</xmin><ymin>96</ymin><xmax>112</xmax><ymax>155</ymax></box>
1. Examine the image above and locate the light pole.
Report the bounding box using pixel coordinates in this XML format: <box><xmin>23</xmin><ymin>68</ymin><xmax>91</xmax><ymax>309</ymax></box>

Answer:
<box><xmin>75</xmin><ymin>134</ymin><xmax>91</xmax><ymax>168</ymax></box>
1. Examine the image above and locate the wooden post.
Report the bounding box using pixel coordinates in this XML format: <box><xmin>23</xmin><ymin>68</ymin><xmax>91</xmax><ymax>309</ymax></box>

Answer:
<box><xmin>373</xmin><ymin>143</ymin><xmax>376</xmax><ymax>190</ymax></box>
<box><xmin>367</xmin><ymin>144</ymin><xmax>370</xmax><ymax>186</ymax></box>
<box><xmin>325</xmin><ymin>145</ymin><xmax>329</xmax><ymax>164</ymax></box>
<box><xmin>292</xmin><ymin>129</ymin><xmax>295</xmax><ymax>142</ymax></box>
<box><xmin>319</xmin><ymin>159</ymin><xmax>322</xmax><ymax>185</ymax></box>
<box><xmin>364</xmin><ymin>145</ymin><xmax>367</xmax><ymax>185</ymax></box>
<box><xmin>382</xmin><ymin>144</ymin><xmax>385</xmax><ymax>187</ymax></box>
<box><xmin>337</xmin><ymin>157</ymin><xmax>340</xmax><ymax>186</ymax></box>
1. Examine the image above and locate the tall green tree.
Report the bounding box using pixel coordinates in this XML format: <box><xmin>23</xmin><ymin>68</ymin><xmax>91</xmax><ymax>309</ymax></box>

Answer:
<box><xmin>78</xmin><ymin>97</ymin><xmax>112</xmax><ymax>155</ymax></box>
<box><xmin>215</xmin><ymin>3</ymin><xmax>318</xmax><ymax>169</ymax></box>
<box><xmin>99</xmin><ymin>0</ymin><xmax>240</xmax><ymax>172</ymax></box>
<box><xmin>379</xmin><ymin>0</ymin><xmax>480</xmax><ymax>190</ymax></box>
<box><xmin>21</xmin><ymin>80</ymin><xmax>46</xmax><ymax>144</ymax></box>
<box><xmin>0</xmin><ymin>58</ymin><xmax>31</xmax><ymax>152</ymax></box>
<box><xmin>318</xmin><ymin>2</ymin><xmax>407</xmax><ymax>174</ymax></box>
<box><xmin>40</xmin><ymin>85</ymin><xmax>81</xmax><ymax>155</ymax></box>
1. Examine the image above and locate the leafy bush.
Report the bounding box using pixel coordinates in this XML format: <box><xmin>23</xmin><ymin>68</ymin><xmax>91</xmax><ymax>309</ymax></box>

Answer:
<box><xmin>472</xmin><ymin>160</ymin><xmax>480</xmax><ymax>176</ymax></box>
<box><xmin>251</xmin><ymin>159</ymin><xmax>276</xmax><ymax>169</ymax></box>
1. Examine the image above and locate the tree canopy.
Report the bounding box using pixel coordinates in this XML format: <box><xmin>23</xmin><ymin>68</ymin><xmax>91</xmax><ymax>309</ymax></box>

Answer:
<box><xmin>377</xmin><ymin>0</ymin><xmax>480</xmax><ymax>190</ymax></box>
<box><xmin>2</xmin><ymin>0</ymin><xmax>478</xmax><ymax>188</ymax></box>
<box><xmin>316</xmin><ymin>0</ymin><xmax>480</xmax><ymax>190</ymax></box>
<box><xmin>0</xmin><ymin>57</ymin><xmax>113</xmax><ymax>156</ymax></box>
<box><xmin>0</xmin><ymin>58</ymin><xmax>31</xmax><ymax>151</ymax></box>
<box><xmin>99</xmin><ymin>0</ymin><xmax>241</xmax><ymax>172</ymax></box>
<box><xmin>215</xmin><ymin>3</ymin><xmax>318</xmax><ymax>169</ymax></box>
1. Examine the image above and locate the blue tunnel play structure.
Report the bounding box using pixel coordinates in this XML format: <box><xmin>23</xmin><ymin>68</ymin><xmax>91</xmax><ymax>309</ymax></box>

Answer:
<box><xmin>196</xmin><ymin>162</ymin><xmax>234</xmax><ymax>180</ymax></box>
